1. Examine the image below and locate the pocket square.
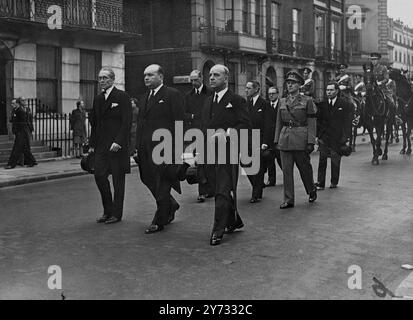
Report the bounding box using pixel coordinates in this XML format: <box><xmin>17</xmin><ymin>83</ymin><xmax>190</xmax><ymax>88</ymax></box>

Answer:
<box><xmin>225</xmin><ymin>103</ymin><xmax>233</xmax><ymax>109</ymax></box>
<box><xmin>258</xmin><ymin>109</ymin><xmax>262</xmax><ymax>112</ymax></box>
<box><xmin>111</xmin><ymin>103</ymin><xmax>119</xmax><ymax>108</ymax></box>
<box><xmin>158</xmin><ymin>100</ymin><xmax>165</xmax><ymax>104</ymax></box>
<box><xmin>338</xmin><ymin>108</ymin><xmax>343</xmax><ymax>111</ymax></box>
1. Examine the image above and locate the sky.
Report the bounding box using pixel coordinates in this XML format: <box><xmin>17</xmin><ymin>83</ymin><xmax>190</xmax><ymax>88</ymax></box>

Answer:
<box><xmin>387</xmin><ymin>0</ymin><xmax>413</xmax><ymax>27</ymax></box>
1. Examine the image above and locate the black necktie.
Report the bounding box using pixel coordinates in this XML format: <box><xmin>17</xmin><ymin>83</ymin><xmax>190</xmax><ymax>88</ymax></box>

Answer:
<box><xmin>103</xmin><ymin>90</ymin><xmax>107</xmax><ymax>100</ymax></box>
<box><xmin>329</xmin><ymin>99</ymin><xmax>333</xmax><ymax>107</ymax></box>
<box><xmin>214</xmin><ymin>93</ymin><xmax>219</xmax><ymax>104</ymax></box>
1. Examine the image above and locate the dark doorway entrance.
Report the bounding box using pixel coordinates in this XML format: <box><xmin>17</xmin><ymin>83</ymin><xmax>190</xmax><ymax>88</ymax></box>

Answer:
<box><xmin>0</xmin><ymin>60</ymin><xmax>7</xmax><ymax>135</ymax></box>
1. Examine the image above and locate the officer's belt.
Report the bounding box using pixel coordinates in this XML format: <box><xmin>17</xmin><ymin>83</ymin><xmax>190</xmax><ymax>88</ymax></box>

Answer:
<box><xmin>282</xmin><ymin>120</ymin><xmax>307</xmax><ymax>127</ymax></box>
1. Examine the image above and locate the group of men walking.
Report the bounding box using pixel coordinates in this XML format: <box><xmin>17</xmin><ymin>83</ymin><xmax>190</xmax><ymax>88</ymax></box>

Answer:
<box><xmin>88</xmin><ymin>56</ymin><xmax>379</xmax><ymax>246</ymax></box>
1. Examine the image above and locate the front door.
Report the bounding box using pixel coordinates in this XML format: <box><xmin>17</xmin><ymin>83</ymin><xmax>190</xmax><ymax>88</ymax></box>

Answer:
<box><xmin>0</xmin><ymin>60</ymin><xmax>7</xmax><ymax>135</ymax></box>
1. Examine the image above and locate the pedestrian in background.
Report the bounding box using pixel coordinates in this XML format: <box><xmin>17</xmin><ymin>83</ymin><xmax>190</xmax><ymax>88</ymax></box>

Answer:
<box><xmin>5</xmin><ymin>97</ymin><xmax>37</xmax><ymax>169</ymax></box>
<box><xmin>129</xmin><ymin>97</ymin><xmax>140</xmax><ymax>156</ymax></box>
<box><xmin>184</xmin><ymin>70</ymin><xmax>215</xmax><ymax>203</ymax></box>
<box><xmin>89</xmin><ymin>67</ymin><xmax>132</xmax><ymax>225</ymax></box>
<box><xmin>70</xmin><ymin>100</ymin><xmax>87</xmax><ymax>159</ymax></box>
<box><xmin>274</xmin><ymin>71</ymin><xmax>317</xmax><ymax>209</ymax></box>
<box><xmin>315</xmin><ymin>82</ymin><xmax>352</xmax><ymax>190</ymax></box>
<box><xmin>262</xmin><ymin>86</ymin><xmax>282</xmax><ymax>187</ymax></box>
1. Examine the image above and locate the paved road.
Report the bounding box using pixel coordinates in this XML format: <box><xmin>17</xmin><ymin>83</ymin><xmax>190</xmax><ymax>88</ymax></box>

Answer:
<box><xmin>0</xmin><ymin>143</ymin><xmax>412</xmax><ymax>299</ymax></box>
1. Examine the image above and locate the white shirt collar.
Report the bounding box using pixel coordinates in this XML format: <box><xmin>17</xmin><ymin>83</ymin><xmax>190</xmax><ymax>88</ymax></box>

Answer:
<box><xmin>214</xmin><ymin>87</ymin><xmax>228</xmax><ymax>103</ymax></box>
<box><xmin>271</xmin><ymin>99</ymin><xmax>278</xmax><ymax>108</ymax></box>
<box><xmin>252</xmin><ymin>94</ymin><xmax>260</xmax><ymax>106</ymax></box>
<box><xmin>195</xmin><ymin>84</ymin><xmax>204</xmax><ymax>94</ymax></box>
<box><xmin>104</xmin><ymin>85</ymin><xmax>115</xmax><ymax>99</ymax></box>
<box><xmin>151</xmin><ymin>83</ymin><xmax>164</xmax><ymax>96</ymax></box>
<box><xmin>329</xmin><ymin>96</ymin><xmax>338</xmax><ymax>106</ymax></box>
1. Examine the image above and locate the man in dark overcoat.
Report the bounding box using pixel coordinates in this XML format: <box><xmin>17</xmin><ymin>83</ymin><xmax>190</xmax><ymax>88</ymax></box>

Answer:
<box><xmin>315</xmin><ymin>82</ymin><xmax>352</xmax><ymax>190</ymax></box>
<box><xmin>89</xmin><ymin>67</ymin><xmax>132</xmax><ymax>224</ymax></box>
<box><xmin>136</xmin><ymin>64</ymin><xmax>185</xmax><ymax>234</ymax></box>
<box><xmin>184</xmin><ymin>70</ymin><xmax>215</xmax><ymax>202</ymax></box>
<box><xmin>200</xmin><ymin>64</ymin><xmax>251</xmax><ymax>246</ymax></box>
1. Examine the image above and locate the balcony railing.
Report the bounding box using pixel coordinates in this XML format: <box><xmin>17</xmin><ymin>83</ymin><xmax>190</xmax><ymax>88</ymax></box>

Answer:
<box><xmin>271</xmin><ymin>39</ymin><xmax>315</xmax><ymax>59</ymax></box>
<box><xmin>315</xmin><ymin>46</ymin><xmax>349</xmax><ymax>64</ymax></box>
<box><xmin>199</xmin><ymin>26</ymin><xmax>240</xmax><ymax>50</ymax></box>
<box><xmin>0</xmin><ymin>0</ymin><xmax>139</xmax><ymax>34</ymax></box>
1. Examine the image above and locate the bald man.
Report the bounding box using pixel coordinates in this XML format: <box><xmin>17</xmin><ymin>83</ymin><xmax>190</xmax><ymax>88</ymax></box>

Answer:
<box><xmin>200</xmin><ymin>64</ymin><xmax>251</xmax><ymax>246</ymax></box>
<box><xmin>136</xmin><ymin>64</ymin><xmax>185</xmax><ymax>234</ymax></box>
<box><xmin>89</xmin><ymin>67</ymin><xmax>132</xmax><ymax>225</ymax></box>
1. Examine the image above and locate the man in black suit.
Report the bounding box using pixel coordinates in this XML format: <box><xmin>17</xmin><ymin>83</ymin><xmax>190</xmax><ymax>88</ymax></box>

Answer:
<box><xmin>136</xmin><ymin>64</ymin><xmax>185</xmax><ymax>234</ymax></box>
<box><xmin>262</xmin><ymin>86</ymin><xmax>282</xmax><ymax>187</ymax></box>
<box><xmin>89</xmin><ymin>67</ymin><xmax>132</xmax><ymax>224</ymax></box>
<box><xmin>315</xmin><ymin>82</ymin><xmax>352</xmax><ymax>190</ymax></box>
<box><xmin>200</xmin><ymin>64</ymin><xmax>251</xmax><ymax>246</ymax></box>
<box><xmin>184</xmin><ymin>70</ymin><xmax>215</xmax><ymax>203</ymax></box>
<box><xmin>244</xmin><ymin>80</ymin><xmax>269</xmax><ymax>203</ymax></box>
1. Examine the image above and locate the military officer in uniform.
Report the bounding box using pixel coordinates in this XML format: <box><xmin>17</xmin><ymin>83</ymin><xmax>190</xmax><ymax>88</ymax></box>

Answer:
<box><xmin>370</xmin><ymin>52</ymin><xmax>398</xmax><ymax>117</ymax></box>
<box><xmin>300</xmin><ymin>67</ymin><xmax>315</xmax><ymax>97</ymax></box>
<box><xmin>274</xmin><ymin>71</ymin><xmax>318</xmax><ymax>209</ymax></box>
<box><xmin>335</xmin><ymin>64</ymin><xmax>354</xmax><ymax>105</ymax></box>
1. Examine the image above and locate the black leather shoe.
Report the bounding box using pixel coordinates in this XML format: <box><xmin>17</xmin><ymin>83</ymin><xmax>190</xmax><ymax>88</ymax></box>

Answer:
<box><xmin>309</xmin><ymin>189</ymin><xmax>317</xmax><ymax>203</ymax></box>
<box><xmin>250</xmin><ymin>197</ymin><xmax>259</xmax><ymax>203</ymax></box>
<box><xmin>96</xmin><ymin>215</ymin><xmax>110</xmax><ymax>223</ymax></box>
<box><xmin>145</xmin><ymin>224</ymin><xmax>164</xmax><ymax>234</ymax></box>
<box><xmin>167</xmin><ymin>203</ymin><xmax>180</xmax><ymax>224</ymax></box>
<box><xmin>210</xmin><ymin>234</ymin><xmax>223</xmax><ymax>246</ymax></box>
<box><xmin>280</xmin><ymin>202</ymin><xmax>294</xmax><ymax>209</ymax></box>
<box><xmin>224</xmin><ymin>222</ymin><xmax>244</xmax><ymax>234</ymax></box>
<box><xmin>330</xmin><ymin>184</ymin><xmax>338</xmax><ymax>189</ymax></box>
<box><xmin>197</xmin><ymin>195</ymin><xmax>206</xmax><ymax>203</ymax></box>
<box><xmin>105</xmin><ymin>217</ymin><xmax>121</xmax><ymax>224</ymax></box>
<box><xmin>314</xmin><ymin>182</ymin><xmax>325</xmax><ymax>190</ymax></box>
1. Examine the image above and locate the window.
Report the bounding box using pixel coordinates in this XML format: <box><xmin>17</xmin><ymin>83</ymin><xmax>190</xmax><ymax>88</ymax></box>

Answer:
<box><xmin>253</xmin><ymin>0</ymin><xmax>261</xmax><ymax>36</ymax></box>
<box><xmin>395</xmin><ymin>50</ymin><xmax>398</xmax><ymax>61</ymax></box>
<box><xmin>242</xmin><ymin>0</ymin><xmax>249</xmax><ymax>33</ymax></box>
<box><xmin>292</xmin><ymin>9</ymin><xmax>301</xmax><ymax>43</ymax></box>
<box><xmin>227</xmin><ymin>62</ymin><xmax>236</xmax><ymax>93</ymax></box>
<box><xmin>224</xmin><ymin>0</ymin><xmax>234</xmax><ymax>31</ymax></box>
<box><xmin>36</xmin><ymin>45</ymin><xmax>60</xmax><ymax>112</ymax></box>
<box><xmin>315</xmin><ymin>13</ymin><xmax>326</xmax><ymax>55</ymax></box>
<box><xmin>331</xmin><ymin>19</ymin><xmax>341</xmax><ymax>50</ymax></box>
<box><xmin>400</xmin><ymin>52</ymin><xmax>402</xmax><ymax>62</ymax></box>
<box><xmin>347</xmin><ymin>28</ymin><xmax>361</xmax><ymax>53</ymax></box>
<box><xmin>80</xmin><ymin>49</ymin><xmax>102</xmax><ymax>111</ymax></box>
<box><xmin>271</xmin><ymin>2</ymin><xmax>280</xmax><ymax>41</ymax></box>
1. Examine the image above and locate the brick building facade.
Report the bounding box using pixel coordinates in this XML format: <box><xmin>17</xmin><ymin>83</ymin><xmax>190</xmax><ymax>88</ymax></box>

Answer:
<box><xmin>0</xmin><ymin>0</ymin><xmax>139</xmax><ymax>136</ymax></box>
<box><xmin>126</xmin><ymin>0</ymin><xmax>348</xmax><ymax>102</ymax></box>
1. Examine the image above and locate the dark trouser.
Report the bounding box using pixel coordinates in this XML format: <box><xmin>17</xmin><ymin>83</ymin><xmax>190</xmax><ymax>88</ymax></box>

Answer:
<box><xmin>280</xmin><ymin>150</ymin><xmax>315</xmax><ymax>205</ymax></box>
<box><xmin>197</xmin><ymin>164</ymin><xmax>215</xmax><ymax>197</ymax></box>
<box><xmin>317</xmin><ymin>144</ymin><xmax>342</xmax><ymax>188</ymax></box>
<box><xmin>7</xmin><ymin>130</ymin><xmax>36</xmax><ymax>167</ymax></box>
<box><xmin>247</xmin><ymin>157</ymin><xmax>265</xmax><ymax>198</ymax></box>
<box><xmin>94</xmin><ymin>166</ymin><xmax>126</xmax><ymax>220</ymax></box>
<box><xmin>264</xmin><ymin>149</ymin><xmax>282</xmax><ymax>184</ymax></box>
<box><xmin>139</xmin><ymin>149</ymin><xmax>178</xmax><ymax>226</ymax></box>
<box><xmin>212</xmin><ymin>162</ymin><xmax>243</xmax><ymax>237</ymax></box>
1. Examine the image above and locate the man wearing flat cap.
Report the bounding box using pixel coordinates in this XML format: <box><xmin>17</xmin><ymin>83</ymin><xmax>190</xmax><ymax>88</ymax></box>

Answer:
<box><xmin>274</xmin><ymin>71</ymin><xmax>318</xmax><ymax>209</ymax></box>
<box><xmin>300</xmin><ymin>67</ymin><xmax>315</xmax><ymax>97</ymax></box>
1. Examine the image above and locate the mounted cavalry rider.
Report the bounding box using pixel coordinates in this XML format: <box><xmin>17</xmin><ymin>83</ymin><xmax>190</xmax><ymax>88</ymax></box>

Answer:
<box><xmin>353</xmin><ymin>74</ymin><xmax>366</xmax><ymax>99</ymax></box>
<box><xmin>369</xmin><ymin>52</ymin><xmax>399</xmax><ymax>120</ymax></box>
<box><xmin>300</xmin><ymin>67</ymin><xmax>315</xmax><ymax>98</ymax></box>
<box><xmin>335</xmin><ymin>63</ymin><xmax>354</xmax><ymax>104</ymax></box>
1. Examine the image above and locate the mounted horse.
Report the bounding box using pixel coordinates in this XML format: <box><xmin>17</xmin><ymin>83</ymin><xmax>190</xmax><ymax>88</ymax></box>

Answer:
<box><xmin>363</xmin><ymin>64</ymin><xmax>395</xmax><ymax>165</ymax></box>
<box><xmin>388</xmin><ymin>69</ymin><xmax>413</xmax><ymax>155</ymax></box>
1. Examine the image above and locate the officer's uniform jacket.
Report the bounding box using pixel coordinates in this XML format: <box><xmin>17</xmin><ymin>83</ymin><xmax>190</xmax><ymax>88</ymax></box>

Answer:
<box><xmin>300</xmin><ymin>79</ymin><xmax>315</xmax><ymax>97</ymax></box>
<box><xmin>336</xmin><ymin>74</ymin><xmax>353</xmax><ymax>94</ymax></box>
<box><xmin>274</xmin><ymin>94</ymin><xmax>317</xmax><ymax>151</ymax></box>
<box><xmin>373</xmin><ymin>64</ymin><xmax>391</xmax><ymax>95</ymax></box>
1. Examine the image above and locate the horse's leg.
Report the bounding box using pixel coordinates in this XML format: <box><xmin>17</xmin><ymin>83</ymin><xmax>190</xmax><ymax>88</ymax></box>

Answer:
<box><xmin>407</xmin><ymin>122</ymin><xmax>412</xmax><ymax>154</ymax></box>
<box><xmin>382</xmin><ymin>119</ymin><xmax>391</xmax><ymax>160</ymax></box>
<box><xmin>400</xmin><ymin>122</ymin><xmax>407</xmax><ymax>154</ymax></box>
<box><xmin>351</xmin><ymin>126</ymin><xmax>357</xmax><ymax>152</ymax></box>
<box><xmin>368</xmin><ymin>123</ymin><xmax>379</xmax><ymax>165</ymax></box>
<box><xmin>375</xmin><ymin>119</ymin><xmax>383</xmax><ymax>157</ymax></box>
<box><xmin>395</xmin><ymin>124</ymin><xmax>400</xmax><ymax>143</ymax></box>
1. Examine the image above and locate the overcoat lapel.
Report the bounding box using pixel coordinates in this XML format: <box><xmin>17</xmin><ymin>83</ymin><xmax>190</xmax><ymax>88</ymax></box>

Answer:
<box><xmin>144</xmin><ymin>85</ymin><xmax>166</xmax><ymax>116</ymax></box>
<box><xmin>209</xmin><ymin>90</ymin><xmax>232</xmax><ymax>125</ymax></box>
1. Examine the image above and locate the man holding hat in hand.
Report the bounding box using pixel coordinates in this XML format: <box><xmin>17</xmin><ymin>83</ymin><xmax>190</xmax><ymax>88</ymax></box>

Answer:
<box><xmin>274</xmin><ymin>71</ymin><xmax>318</xmax><ymax>209</ymax></box>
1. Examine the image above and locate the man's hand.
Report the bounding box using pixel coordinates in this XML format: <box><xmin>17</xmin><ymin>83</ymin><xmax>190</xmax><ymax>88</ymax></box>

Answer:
<box><xmin>88</xmin><ymin>147</ymin><xmax>95</xmax><ymax>154</ymax></box>
<box><xmin>306</xmin><ymin>144</ymin><xmax>315</xmax><ymax>154</ymax></box>
<box><xmin>110</xmin><ymin>143</ymin><xmax>122</xmax><ymax>152</ymax></box>
<box><xmin>261</xmin><ymin>144</ymin><xmax>268</xmax><ymax>150</ymax></box>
